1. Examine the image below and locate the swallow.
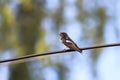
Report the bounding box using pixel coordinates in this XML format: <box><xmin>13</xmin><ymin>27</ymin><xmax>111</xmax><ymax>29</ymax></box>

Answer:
<box><xmin>59</xmin><ymin>32</ymin><xmax>82</xmax><ymax>54</ymax></box>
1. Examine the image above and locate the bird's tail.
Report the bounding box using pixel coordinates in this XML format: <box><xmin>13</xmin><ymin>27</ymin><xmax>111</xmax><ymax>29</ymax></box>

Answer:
<box><xmin>72</xmin><ymin>46</ymin><xmax>83</xmax><ymax>54</ymax></box>
<box><xmin>78</xmin><ymin>49</ymin><xmax>83</xmax><ymax>54</ymax></box>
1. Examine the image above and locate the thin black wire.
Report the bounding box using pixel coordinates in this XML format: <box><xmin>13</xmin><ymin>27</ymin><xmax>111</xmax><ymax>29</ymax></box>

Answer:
<box><xmin>0</xmin><ymin>43</ymin><xmax>120</xmax><ymax>63</ymax></box>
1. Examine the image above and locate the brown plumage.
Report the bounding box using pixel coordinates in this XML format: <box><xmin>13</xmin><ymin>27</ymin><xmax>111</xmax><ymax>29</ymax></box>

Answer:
<box><xmin>59</xmin><ymin>32</ymin><xmax>82</xmax><ymax>54</ymax></box>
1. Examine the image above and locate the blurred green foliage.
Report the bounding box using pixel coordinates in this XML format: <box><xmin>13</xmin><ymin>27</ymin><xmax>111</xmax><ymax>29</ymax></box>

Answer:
<box><xmin>0</xmin><ymin>0</ymin><xmax>107</xmax><ymax>80</ymax></box>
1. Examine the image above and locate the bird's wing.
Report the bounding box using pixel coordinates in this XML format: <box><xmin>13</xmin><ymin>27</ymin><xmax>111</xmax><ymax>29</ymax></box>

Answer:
<box><xmin>65</xmin><ymin>40</ymin><xmax>82</xmax><ymax>53</ymax></box>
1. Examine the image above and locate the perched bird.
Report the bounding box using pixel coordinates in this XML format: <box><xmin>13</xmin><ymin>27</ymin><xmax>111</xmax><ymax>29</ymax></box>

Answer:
<box><xmin>59</xmin><ymin>32</ymin><xmax>82</xmax><ymax>54</ymax></box>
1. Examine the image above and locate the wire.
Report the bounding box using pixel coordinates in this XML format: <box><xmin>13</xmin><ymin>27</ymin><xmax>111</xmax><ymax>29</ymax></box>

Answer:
<box><xmin>0</xmin><ymin>43</ymin><xmax>120</xmax><ymax>63</ymax></box>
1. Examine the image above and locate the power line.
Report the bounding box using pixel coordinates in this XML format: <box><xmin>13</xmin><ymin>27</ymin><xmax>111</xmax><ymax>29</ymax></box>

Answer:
<box><xmin>0</xmin><ymin>43</ymin><xmax>120</xmax><ymax>63</ymax></box>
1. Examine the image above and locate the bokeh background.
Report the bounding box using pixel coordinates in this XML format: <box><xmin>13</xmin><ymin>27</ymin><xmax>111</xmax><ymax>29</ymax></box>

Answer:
<box><xmin>0</xmin><ymin>0</ymin><xmax>120</xmax><ymax>80</ymax></box>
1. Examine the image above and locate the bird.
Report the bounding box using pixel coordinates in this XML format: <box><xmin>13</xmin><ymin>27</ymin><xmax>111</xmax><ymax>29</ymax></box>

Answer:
<box><xmin>59</xmin><ymin>32</ymin><xmax>82</xmax><ymax>54</ymax></box>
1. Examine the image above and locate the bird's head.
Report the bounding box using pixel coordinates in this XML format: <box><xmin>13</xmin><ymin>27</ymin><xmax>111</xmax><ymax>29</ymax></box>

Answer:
<box><xmin>59</xmin><ymin>32</ymin><xmax>68</xmax><ymax>38</ymax></box>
